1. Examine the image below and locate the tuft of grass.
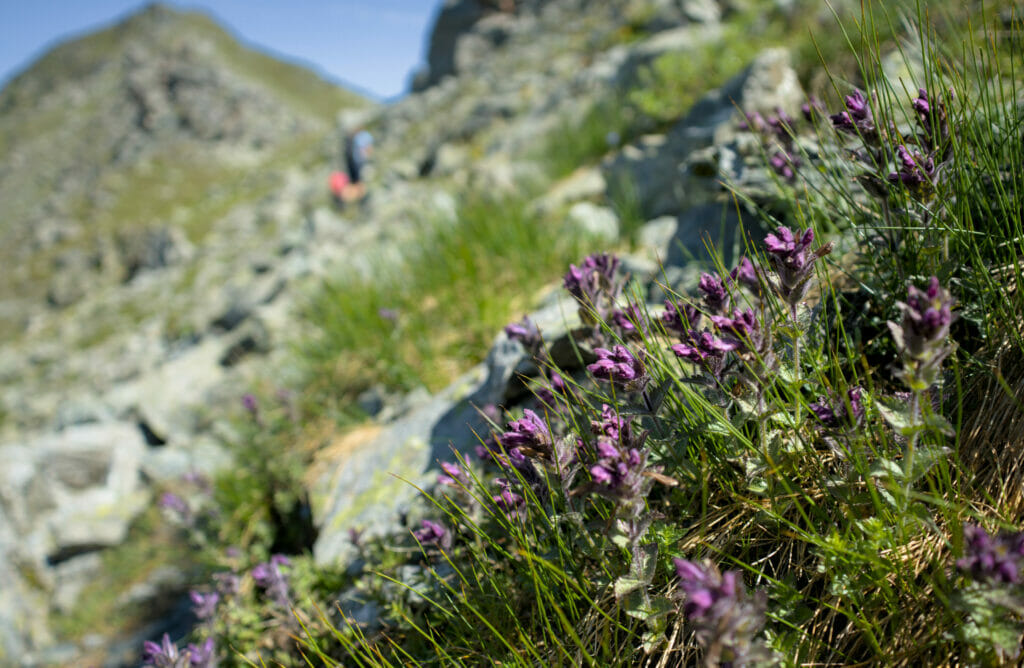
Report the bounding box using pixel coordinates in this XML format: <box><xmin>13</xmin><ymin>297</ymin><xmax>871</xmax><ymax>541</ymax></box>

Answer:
<box><xmin>299</xmin><ymin>187</ymin><xmax>597</xmax><ymax>407</ymax></box>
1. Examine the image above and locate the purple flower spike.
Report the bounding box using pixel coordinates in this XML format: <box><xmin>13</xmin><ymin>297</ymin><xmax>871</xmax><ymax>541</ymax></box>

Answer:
<box><xmin>186</xmin><ymin>638</ymin><xmax>216</xmax><ymax>668</ymax></box>
<box><xmin>830</xmin><ymin>89</ymin><xmax>875</xmax><ymax>137</ymax></box>
<box><xmin>159</xmin><ymin>492</ymin><xmax>188</xmax><ymax>515</ymax></box>
<box><xmin>189</xmin><ymin>590</ymin><xmax>220</xmax><ymax>621</ymax></box>
<box><xmin>252</xmin><ymin>555</ymin><xmax>291</xmax><ymax>609</ymax></box>
<box><xmin>809</xmin><ymin>386</ymin><xmax>866</xmax><ymax>430</ymax></box>
<box><xmin>764</xmin><ymin>226</ymin><xmax>832</xmax><ymax>309</ymax></box>
<box><xmin>242</xmin><ymin>393</ymin><xmax>259</xmax><ymax>416</ymax></box>
<box><xmin>589</xmin><ymin>441</ymin><xmax>648</xmax><ymax>502</ymax></box>
<box><xmin>698</xmin><ymin>273</ymin><xmax>729</xmax><ymax>313</ymax></box>
<box><xmin>673</xmin><ymin>559</ymin><xmax>769</xmax><ymax>665</ymax></box>
<box><xmin>801</xmin><ymin>95</ymin><xmax>824</xmax><ymax>122</ymax></box>
<box><xmin>591</xmin><ymin>404</ymin><xmax>629</xmax><ymax>442</ymax></box>
<box><xmin>888</xmin><ymin>277</ymin><xmax>956</xmax><ymax>389</ymax></box>
<box><xmin>499</xmin><ymin>409</ymin><xmax>552</xmax><ymax>455</ymax></box>
<box><xmin>672</xmin><ymin>330</ymin><xmax>736</xmax><ymax>370</ymax></box>
<box><xmin>611</xmin><ymin>304</ymin><xmax>648</xmax><ymax>337</ymax></box>
<box><xmin>740</xmin><ymin>111</ymin><xmax>766</xmax><ymax>133</ymax></box>
<box><xmin>564</xmin><ymin>253</ymin><xmax>622</xmax><ymax>323</ymax></box>
<box><xmin>493</xmin><ymin>485</ymin><xmax>526</xmax><ymax>520</ymax></box>
<box><xmin>710</xmin><ymin>309</ymin><xmax>763</xmax><ymax>354</ymax></box>
<box><xmin>888</xmin><ymin>145</ymin><xmax>935</xmax><ymax>187</ymax></box>
<box><xmin>663</xmin><ymin>299</ymin><xmax>700</xmax><ymax>334</ymax></box>
<box><xmin>728</xmin><ymin>257</ymin><xmax>760</xmax><ymax>292</ymax></box>
<box><xmin>890</xmin><ymin>277</ymin><xmax>955</xmax><ymax>357</ymax></box>
<box><xmin>912</xmin><ymin>87</ymin><xmax>930</xmax><ymax>117</ymax></box>
<box><xmin>912</xmin><ymin>87</ymin><xmax>949</xmax><ymax>149</ymax></box>
<box><xmin>143</xmin><ymin>633</ymin><xmax>184</xmax><ymax>668</ymax></box>
<box><xmin>438</xmin><ymin>461</ymin><xmax>468</xmax><ymax>486</ymax></box>
<box><xmin>413</xmin><ymin>519</ymin><xmax>452</xmax><ymax>550</ymax></box>
<box><xmin>587</xmin><ymin>345</ymin><xmax>648</xmax><ymax>390</ymax></box>
<box><xmin>505</xmin><ymin>315</ymin><xmax>542</xmax><ymax>352</ymax></box>
<box><xmin>957</xmin><ymin>524</ymin><xmax>1024</xmax><ymax>584</ymax></box>
<box><xmin>769</xmin><ymin>150</ymin><xmax>800</xmax><ymax>181</ymax></box>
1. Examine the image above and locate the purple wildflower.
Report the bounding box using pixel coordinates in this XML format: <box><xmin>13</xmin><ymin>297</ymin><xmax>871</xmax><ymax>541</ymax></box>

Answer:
<box><xmin>241</xmin><ymin>393</ymin><xmax>259</xmax><ymax>418</ymax></box>
<box><xmin>830</xmin><ymin>89</ymin><xmax>875</xmax><ymax>137</ymax></box>
<box><xmin>673</xmin><ymin>559</ymin><xmax>769</xmax><ymax>666</ymax></box>
<box><xmin>587</xmin><ymin>345</ymin><xmax>648</xmax><ymax>390</ymax></box>
<box><xmin>763</xmin><ymin>226</ymin><xmax>833</xmax><ymax>309</ymax></box>
<box><xmin>957</xmin><ymin>524</ymin><xmax>1024</xmax><ymax>584</ymax></box>
<box><xmin>728</xmin><ymin>257</ymin><xmax>760</xmax><ymax>293</ymax></box>
<box><xmin>912</xmin><ymin>87</ymin><xmax>949</xmax><ymax>150</ymax></box>
<box><xmin>889</xmin><ymin>276</ymin><xmax>955</xmax><ymax>360</ymax></box>
<box><xmin>212</xmin><ymin>571</ymin><xmax>240</xmax><ymax>598</ymax></box>
<box><xmin>413</xmin><ymin>519</ymin><xmax>452</xmax><ymax>550</ymax></box>
<box><xmin>189</xmin><ymin>590</ymin><xmax>219</xmax><ymax>621</ymax></box>
<box><xmin>663</xmin><ymin>298</ymin><xmax>700</xmax><ymax>334</ymax></box>
<box><xmin>888</xmin><ymin>145</ymin><xmax>935</xmax><ymax>187</ymax></box>
<box><xmin>801</xmin><ymin>95</ymin><xmax>824</xmax><ymax>122</ymax></box>
<box><xmin>611</xmin><ymin>304</ymin><xmax>648</xmax><ymax>337</ymax></box>
<box><xmin>492</xmin><ymin>481</ymin><xmax>526</xmax><ymax>520</ymax></box>
<box><xmin>252</xmin><ymin>555</ymin><xmax>291</xmax><ymax>608</ymax></box>
<box><xmin>698</xmin><ymin>272</ymin><xmax>729</xmax><ymax>313</ymax></box>
<box><xmin>159</xmin><ymin>492</ymin><xmax>188</xmax><ymax>515</ymax></box>
<box><xmin>143</xmin><ymin>634</ymin><xmax>187</xmax><ymax>668</ymax></box>
<box><xmin>564</xmin><ymin>253</ymin><xmax>622</xmax><ymax>322</ymax></box>
<box><xmin>769</xmin><ymin>150</ymin><xmax>800</xmax><ymax>181</ymax></box>
<box><xmin>767</xmin><ymin>108</ymin><xmax>795</xmax><ymax>139</ymax></box>
<box><xmin>671</xmin><ymin>330</ymin><xmax>736</xmax><ymax>367</ymax></box>
<box><xmin>185</xmin><ymin>638</ymin><xmax>215</xmax><ymax>668</ymax></box>
<box><xmin>438</xmin><ymin>461</ymin><xmax>468</xmax><ymax>486</ymax></box>
<box><xmin>809</xmin><ymin>386</ymin><xmax>866</xmax><ymax>429</ymax></box>
<box><xmin>740</xmin><ymin>111</ymin><xmax>766</xmax><ymax>133</ymax></box>
<box><xmin>378</xmin><ymin>307</ymin><xmax>400</xmax><ymax>324</ymax></box>
<box><xmin>888</xmin><ymin>277</ymin><xmax>956</xmax><ymax>389</ymax></box>
<box><xmin>499</xmin><ymin>409</ymin><xmax>552</xmax><ymax>454</ymax></box>
<box><xmin>589</xmin><ymin>439</ymin><xmax>648</xmax><ymax>502</ymax></box>
<box><xmin>710</xmin><ymin>309</ymin><xmax>764</xmax><ymax>354</ymax></box>
<box><xmin>504</xmin><ymin>315</ymin><xmax>543</xmax><ymax>352</ymax></box>
<box><xmin>591</xmin><ymin>404</ymin><xmax>628</xmax><ymax>442</ymax></box>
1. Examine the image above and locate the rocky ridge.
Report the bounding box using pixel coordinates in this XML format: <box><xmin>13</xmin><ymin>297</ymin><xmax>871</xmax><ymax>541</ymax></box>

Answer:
<box><xmin>0</xmin><ymin>0</ymin><xmax>814</xmax><ymax>663</ymax></box>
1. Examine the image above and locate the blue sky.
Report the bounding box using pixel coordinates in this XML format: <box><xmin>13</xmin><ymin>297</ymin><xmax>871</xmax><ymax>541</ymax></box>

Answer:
<box><xmin>0</xmin><ymin>1</ymin><xmax>441</xmax><ymax>100</ymax></box>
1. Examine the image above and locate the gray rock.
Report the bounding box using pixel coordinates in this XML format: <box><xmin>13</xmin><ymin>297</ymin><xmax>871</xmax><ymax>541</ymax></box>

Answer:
<box><xmin>50</xmin><ymin>553</ymin><xmax>103</xmax><ymax>615</ymax></box>
<box><xmin>312</xmin><ymin>365</ymin><xmax>488</xmax><ymax>567</ymax></box>
<box><xmin>567</xmin><ymin>201</ymin><xmax>619</xmax><ymax>242</ymax></box>
<box><xmin>636</xmin><ymin>215</ymin><xmax>679</xmax><ymax>259</ymax></box>
<box><xmin>53</xmin><ymin>396</ymin><xmax>114</xmax><ymax>431</ymax></box>
<box><xmin>603</xmin><ymin>134</ymin><xmax>686</xmax><ymax>219</ymax></box>
<box><xmin>117</xmin><ymin>226</ymin><xmax>194</xmax><ymax>283</ymax></box>
<box><xmin>532</xmin><ymin>166</ymin><xmax>606</xmax><ymax>216</ymax></box>
<box><xmin>417</xmin><ymin>0</ymin><xmax>488</xmax><ymax>90</ymax></box>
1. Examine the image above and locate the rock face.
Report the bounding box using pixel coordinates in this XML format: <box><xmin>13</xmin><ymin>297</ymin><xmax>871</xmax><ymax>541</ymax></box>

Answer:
<box><xmin>0</xmin><ymin>423</ymin><xmax>148</xmax><ymax>656</ymax></box>
<box><xmin>0</xmin><ymin>0</ymin><xmax>809</xmax><ymax>661</ymax></box>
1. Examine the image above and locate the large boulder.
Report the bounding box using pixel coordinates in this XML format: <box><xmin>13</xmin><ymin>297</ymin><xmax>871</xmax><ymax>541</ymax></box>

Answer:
<box><xmin>0</xmin><ymin>422</ymin><xmax>148</xmax><ymax>658</ymax></box>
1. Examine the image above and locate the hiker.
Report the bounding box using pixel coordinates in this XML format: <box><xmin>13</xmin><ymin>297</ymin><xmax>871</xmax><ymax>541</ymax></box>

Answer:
<box><xmin>343</xmin><ymin>127</ymin><xmax>373</xmax><ymax>203</ymax></box>
<box><xmin>328</xmin><ymin>169</ymin><xmax>348</xmax><ymax>209</ymax></box>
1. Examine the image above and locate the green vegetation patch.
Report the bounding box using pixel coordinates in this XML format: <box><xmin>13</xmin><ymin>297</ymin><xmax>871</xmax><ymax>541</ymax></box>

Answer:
<box><xmin>299</xmin><ymin>187</ymin><xmax>597</xmax><ymax>406</ymax></box>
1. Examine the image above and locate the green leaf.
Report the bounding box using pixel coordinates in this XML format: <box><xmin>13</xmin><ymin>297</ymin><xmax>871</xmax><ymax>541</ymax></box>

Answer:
<box><xmin>614</xmin><ymin>575</ymin><xmax>646</xmax><ymax>598</ymax></box>
<box><xmin>905</xmin><ymin>445</ymin><xmax>952</xmax><ymax>482</ymax></box>
<box><xmin>923</xmin><ymin>413</ymin><xmax>955</xmax><ymax>437</ymax></box>
<box><xmin>869</xmin><ymin>458</ymin><xmax>905</xmax><ymax>482</ymax></box>
<box><xmin>876</xmin><ymin>396</ymin><xmax>915</xmax><ymax>431</ymax></box>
